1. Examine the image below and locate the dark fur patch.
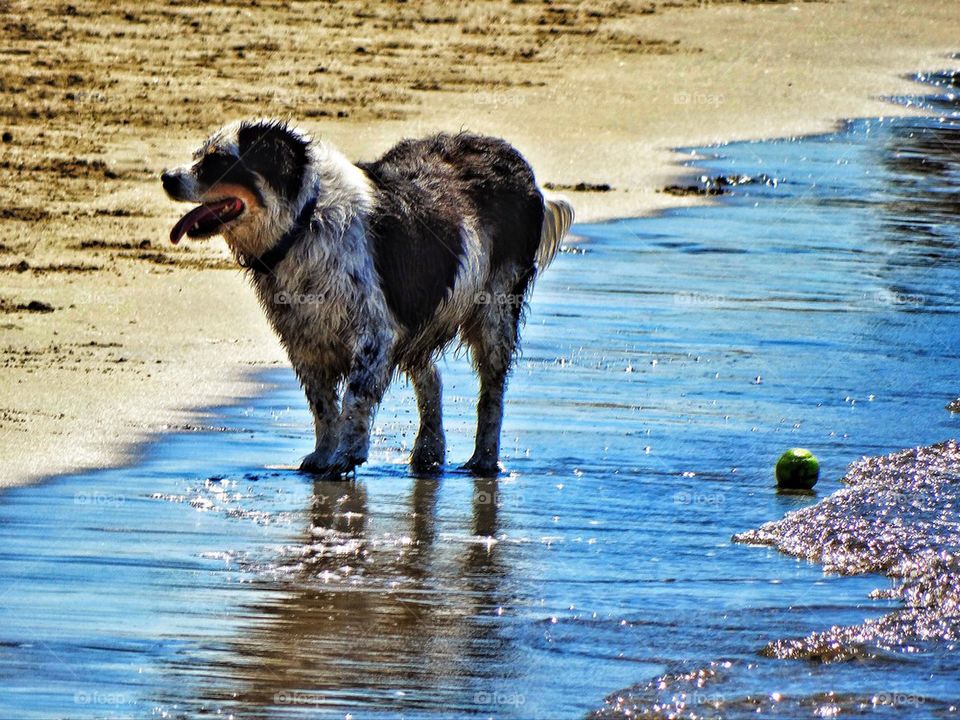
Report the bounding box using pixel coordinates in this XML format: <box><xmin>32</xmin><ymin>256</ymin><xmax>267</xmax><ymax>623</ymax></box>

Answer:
<box><xmin>359</xmin><ymin>133</ymin><xmax>544</xmax><ymax>334</ymax></box>
<box><xmin>193</xmin><ymin>151</ymin><xmax>265</xmax><ymax>206</ymax></box>
<box><xmin>430</xmin><ymin>133</ymin><xmax>544</xmax><ymax>273</ymax></box>
<box><xmin>237</xmin><ymin>120</ymin><xmax>310</xmax><ymax>201</ymax></box>
<box><xmin>359</xmin><ymin>141</ymin><xmax>467</xmax><ymax>333</ymax></box>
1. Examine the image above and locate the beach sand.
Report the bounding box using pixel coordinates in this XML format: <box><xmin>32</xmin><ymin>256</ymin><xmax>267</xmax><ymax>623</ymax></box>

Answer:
<box><xmin>1</xmin><ymin>0</ymin><xmax>957</xmax><ymax>488</ymax></box>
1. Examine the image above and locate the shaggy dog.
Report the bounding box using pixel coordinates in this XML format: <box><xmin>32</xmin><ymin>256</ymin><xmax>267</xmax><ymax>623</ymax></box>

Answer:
<box><xmin>161</xmin><ymin>119</ymin><xmax>573</xmax><ymax>479</ymax></box>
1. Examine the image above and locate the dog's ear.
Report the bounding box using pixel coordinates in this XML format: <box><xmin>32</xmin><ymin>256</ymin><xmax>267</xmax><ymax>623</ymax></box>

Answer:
<box><xmin>237</xmin><ymin>120</ymin><xmax>310</xmax><ymax>202</ymax></box>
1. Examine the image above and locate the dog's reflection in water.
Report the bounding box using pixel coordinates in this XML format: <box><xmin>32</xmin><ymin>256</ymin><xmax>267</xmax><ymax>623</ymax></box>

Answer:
<box><xmin>207</xmin><ymin>475</ymin><xmax>516</xmax><ymax>713</ymax></box>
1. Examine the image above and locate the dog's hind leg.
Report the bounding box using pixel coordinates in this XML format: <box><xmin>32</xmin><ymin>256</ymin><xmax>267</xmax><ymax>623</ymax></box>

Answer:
<box><xmin>409</xmin><ymin>361</ymin><xmax>445</xmax><ymax>475</ymax></box>
<box><xmin>299</xmin><ymin>375</ymin><xmax>340</xmax><ymax>473</ymax></box>
<box><xmin>464</xmin><ymin>321</ymin><xmax>512</xmax><ymax>475</ymax></box>
<box><xmin>462</xmin><ymin>273</ymin><xmax>531</xmax><ymax>476</ymax></box>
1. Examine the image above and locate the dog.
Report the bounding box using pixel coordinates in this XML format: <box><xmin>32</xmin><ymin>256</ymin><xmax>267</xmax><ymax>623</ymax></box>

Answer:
<box><xmin>161</xmin><ymin>119</ymin><xmax>573</xmax><ymax>479</ymax></box>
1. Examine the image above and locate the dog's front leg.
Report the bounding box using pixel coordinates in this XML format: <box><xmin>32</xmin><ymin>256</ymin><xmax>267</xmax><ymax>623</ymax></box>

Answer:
<box><xmin>299</xmin><ymin>374</ymin><xmax>341</xmax><ymax>473</ymax></box>
<box><xmin>323</xmin><ymin>331</ymin><xmax>393</xmax><ymax>479</ymax></box>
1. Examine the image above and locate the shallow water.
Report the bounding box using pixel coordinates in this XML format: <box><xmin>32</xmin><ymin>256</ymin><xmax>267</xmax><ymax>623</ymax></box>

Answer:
<box><xmin>3</xmin><ymin>71</ymin><xmax>960</xmax><ymax>719</ymax></box>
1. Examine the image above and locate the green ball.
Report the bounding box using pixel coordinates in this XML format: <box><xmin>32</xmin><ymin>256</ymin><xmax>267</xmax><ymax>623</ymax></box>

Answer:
<box><xmin>775</xmin><ymin>448</ymin><xmax>819</xmax><ymax>490</ymax></box>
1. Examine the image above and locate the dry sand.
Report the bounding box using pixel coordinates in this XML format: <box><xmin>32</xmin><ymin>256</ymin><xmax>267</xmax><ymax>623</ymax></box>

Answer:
<box><xmin>1</xmin><ymin>0</ymin><xmax>957</xmax><ymax>488</ymax></box>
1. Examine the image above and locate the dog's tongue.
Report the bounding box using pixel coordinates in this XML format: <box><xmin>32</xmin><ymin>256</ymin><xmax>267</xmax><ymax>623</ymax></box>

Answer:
<box><xmin>169</xmin><ymin>200</ymin><xmax>235</xmax><ymax>244</ymax></box>
<box><xmin>170</xmin><ymin>205</ymin><xmax>214</xmax><ymax>244</ymax></box>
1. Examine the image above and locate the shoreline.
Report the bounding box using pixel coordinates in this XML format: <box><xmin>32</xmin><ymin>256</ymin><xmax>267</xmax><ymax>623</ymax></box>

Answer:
<box><xmin>0</xmin><ymin>85</ymin><xmax>937</xmax><ymax>494</ymax></box>
<box><xmin>0</xmin><ymin>98</ymin><xmax>947</xmax><ymax>493</ymax></box>
<box><xmin>1</xmin><ymin>0</ymin><xmax>958</xmax><ymax>490</ymax></box>
<box><xmin>575</xmin><ymin>69</ymin><xmax>950</xmax><ymax>225</ymax></box>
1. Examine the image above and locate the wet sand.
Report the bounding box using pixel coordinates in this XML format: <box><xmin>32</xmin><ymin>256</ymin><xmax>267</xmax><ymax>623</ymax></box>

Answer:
<box><xmin>1</xmin><ymin>0</ymin><xmax>959</xmax><ymax>487</ymax></box>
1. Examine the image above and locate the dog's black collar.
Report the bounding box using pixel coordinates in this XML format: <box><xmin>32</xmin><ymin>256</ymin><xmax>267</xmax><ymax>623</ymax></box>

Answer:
<box><xmin>243</xmin><ymin>195</ymin><xmax>319</xmax><ymax>275</ymax></box>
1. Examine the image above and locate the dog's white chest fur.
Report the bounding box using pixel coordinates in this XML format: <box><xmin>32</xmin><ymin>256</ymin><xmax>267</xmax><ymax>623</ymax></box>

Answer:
<box><xmin>254</xmin><ymin>212</ymin><xmax>392</xmax><ymax>374</ymax></box>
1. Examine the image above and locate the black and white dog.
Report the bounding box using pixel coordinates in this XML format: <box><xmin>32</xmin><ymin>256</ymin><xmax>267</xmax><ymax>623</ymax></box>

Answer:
<box><xmin>162</xmin><ymin>119</ymin><xmax>572</xmax><ymax>479</ymax></box>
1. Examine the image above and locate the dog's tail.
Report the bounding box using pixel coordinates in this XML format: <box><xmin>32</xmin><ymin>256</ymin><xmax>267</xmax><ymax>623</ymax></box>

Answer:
<box><xmin>536</xmin><ymin>194</ymin><xmax>575</xmax><ymax>271</ymax></box>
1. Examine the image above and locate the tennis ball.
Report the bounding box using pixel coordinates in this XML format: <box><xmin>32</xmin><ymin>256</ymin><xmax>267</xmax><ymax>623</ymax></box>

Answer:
<box><xmin>775</xmin><ymin>448</ymin><xmax>819</xmax><ymax>490</ymax></box>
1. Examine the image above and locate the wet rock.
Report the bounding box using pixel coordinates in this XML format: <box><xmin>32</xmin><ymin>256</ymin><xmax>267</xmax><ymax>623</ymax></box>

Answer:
<box><xmin>663</xmin><ymin>182</ymin><xmax>725</xmax><ymax>196</ymax></box>
<box><xmin>17</xmin><ymin>300</ymin><xmax>54</xmax><ymax>313</ymax></box>
<box><xmin>663</xmin><ymin>174</ymin><xmax>780</xmax><ymax>197</ymax></box>
<box><xmin>543</xmin><ymin>181</ymin><xmax>613</xmax><ymax>192</ymax></box>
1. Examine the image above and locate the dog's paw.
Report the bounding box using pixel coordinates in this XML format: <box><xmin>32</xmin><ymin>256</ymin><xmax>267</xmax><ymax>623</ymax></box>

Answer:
<box><xmin>299</xmin><ymin>452</ymin><xmax>357</xmax><ymax>480</ymax></box>
<box><xmin>460</xmin><ymin>454</ymin><xmax>502</xmax><ymax>478</ymax></box>
<box><xmin>410</xmin><ymin>445</ymin><xmax>445</xmax><ymax>477</ymax></box>
<box><xmin>330</xmin><ymin>453</ymin><xmax>366</xmax><ymax>478</ymax></box>
<box><xmin>321</xmin><ymin>441</ymin><xmax>369</xmax><ymax>479</ymax></box>
<box><xmin>300</xmin><ymin>435</ymin><xmax>369</xmax><ymax>480</ymax></box>
<box><xmin>299</xmin><ymin>458</ymin><xmax>360</xmax><ymax>481</ymax></box>
<box><xmin>410</xmin><ymin>432</ymin><xmax>445</xmax><ymax>477</ymax></box>
<box><xmin>299</xmin><ymin>449</ymin><xmax>332</xmax><ymax>474</ymax></box>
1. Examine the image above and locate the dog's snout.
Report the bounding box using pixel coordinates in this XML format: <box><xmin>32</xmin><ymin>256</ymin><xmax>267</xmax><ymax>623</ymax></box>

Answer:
<box><xmin>160</xmin><ymin>170</ymin><xmax>181</xmax><ymax>195</ymax></box>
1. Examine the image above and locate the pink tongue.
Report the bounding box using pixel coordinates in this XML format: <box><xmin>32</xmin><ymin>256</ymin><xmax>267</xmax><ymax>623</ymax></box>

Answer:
<box><xmin>169</xmin><ymin>200</ymin><xmax>233</xmax><ymax>244</ymax></box>
<box><xmin>170</xmin><ymin>205</ymin><xmax>214</xmax><ymax>244</ymax></box>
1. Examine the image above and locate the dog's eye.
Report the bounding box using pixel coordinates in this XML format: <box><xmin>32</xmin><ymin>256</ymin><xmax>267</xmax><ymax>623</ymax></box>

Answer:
<box><xmin>197</xmin><ymin>152</ymin><xmax>241</xmax><ymax>186</ymax></box>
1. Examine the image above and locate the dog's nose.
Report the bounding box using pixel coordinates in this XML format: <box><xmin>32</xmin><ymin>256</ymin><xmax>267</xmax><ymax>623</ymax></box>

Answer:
<box><xmin>160</xmin><ymin>170</ymin><xmax>180</xmax><ymax>195</ymax></box>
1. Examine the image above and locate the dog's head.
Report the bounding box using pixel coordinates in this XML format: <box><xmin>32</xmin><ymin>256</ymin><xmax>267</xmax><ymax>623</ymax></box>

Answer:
<box><xmin>161</xmin><ymin>119</ymin><xmax>311</xmax><ymax>258</ymax></box>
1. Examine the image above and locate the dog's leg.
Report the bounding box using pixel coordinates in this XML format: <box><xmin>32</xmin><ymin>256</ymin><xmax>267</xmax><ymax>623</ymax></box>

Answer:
<box><xmin>463</xmin><ymin>280</ymin><xmax>528</xmax><ymax>476</ymax></box>
<box><xmin>409</xmin><ymin>361</ymin><xmax>445</xmax><ymax>475</ymax></box>
<box><xmin>323</xmin><ymin>331</ymin><xmax>393</xmax><ymax>478</ymax></box>
<box><xmin>464</xmin><ymin>342</ymin><xmax>510</xmax><ymax>475</ymax></box>
<box><xmin>299</xmin><ymin>376</ymin><xmax>340</xmax><ymax>473</ymax></box>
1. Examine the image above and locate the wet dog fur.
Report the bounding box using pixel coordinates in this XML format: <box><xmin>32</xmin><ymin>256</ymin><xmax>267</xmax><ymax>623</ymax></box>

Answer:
<box><xmin>161</xmin><ymin>119</ymin><xmax>573</xmax><ymax>479</ymax></box>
